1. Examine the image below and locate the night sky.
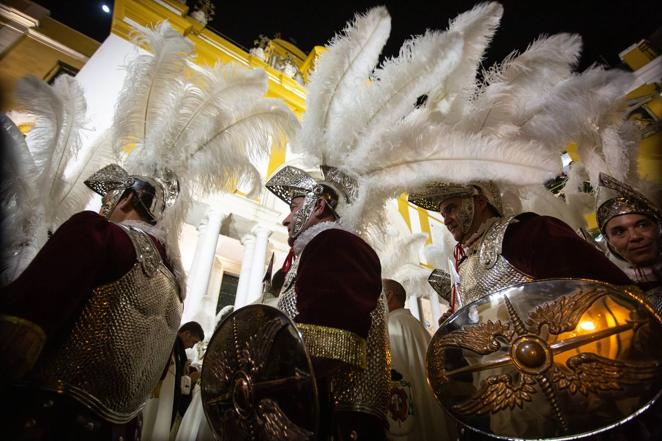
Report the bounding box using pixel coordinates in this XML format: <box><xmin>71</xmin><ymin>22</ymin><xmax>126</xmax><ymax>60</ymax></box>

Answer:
<box><xmin>36</xmin><ymin>0</ymin><xmax>661</xmax><ymax>71</ymax></box>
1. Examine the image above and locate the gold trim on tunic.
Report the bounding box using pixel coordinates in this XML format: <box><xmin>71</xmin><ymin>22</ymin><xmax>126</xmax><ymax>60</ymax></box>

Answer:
<box><xmin>296</xmin><ymin>323</ymin><xmax>367</xmax><ymax>369</ymax></box>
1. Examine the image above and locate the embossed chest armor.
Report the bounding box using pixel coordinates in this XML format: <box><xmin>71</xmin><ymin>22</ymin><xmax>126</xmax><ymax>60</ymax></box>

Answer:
<box><xmin>277</xmin><ymin>256</ymin><xmax>390</xmax><ymax>422</ymax></box>
<box><xmin>30</xmin><ymin>225</ymin><xmax>183</xmax><ymax>424</ymax></box>
<box><xmin>458</xmin><ymin>216</ymin><xmax>533</xmax><ymax>305</ymax></box>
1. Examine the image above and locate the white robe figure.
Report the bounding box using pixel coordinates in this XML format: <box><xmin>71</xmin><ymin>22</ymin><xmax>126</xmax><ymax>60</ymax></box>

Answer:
<box><xmin>174</xmin><ymin>383</ymin><xmax>214</xmax><ymax>441</ymax></box>
<box><xmin>142</xmin><ymin>354</ymin><xmax>177</xmax><ymax>441</ymax></box>
<box><xmin>387</xmin><ymin>307</ymin><xmax>455</xmax><ymax>441</ymax></box>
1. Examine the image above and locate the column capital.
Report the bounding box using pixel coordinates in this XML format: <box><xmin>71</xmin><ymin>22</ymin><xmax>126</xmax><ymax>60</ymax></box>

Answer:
<box><xmin>240</xmin><ymin>233</ymin><xmax>256</xmax><ymax>245</ymax></box>
<box><xmin>251</xmin><ymin>224</ymin><xmax>273</xmax><ymax>237</ymax></box>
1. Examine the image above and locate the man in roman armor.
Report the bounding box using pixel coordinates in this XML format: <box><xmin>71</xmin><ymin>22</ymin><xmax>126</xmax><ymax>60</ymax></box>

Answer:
<box><xmin>265</xmin><ymin>165</ymin><xmax>389</xmax><ymax>440</ymax></box>
<box><xmin>0</xmin><ymin>18</ymin><xmax>296</xmax><ymax>441</ymax></box>
<box><xmin>410</xmin><ymin>181</ymin><xmax>631</xmax><ymax>316</ymax></box>
<box><xmin>0</xmin><ymin>164</ymin><xmax>183</xmax><ymax>441</ymax></box>
<box><xmin>596</xmin><ymin>172</ymin><xmax>662</xmax><ymax>311</ymax></box>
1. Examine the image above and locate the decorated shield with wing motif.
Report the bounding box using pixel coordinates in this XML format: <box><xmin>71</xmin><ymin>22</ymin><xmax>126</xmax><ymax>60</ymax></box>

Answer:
<box><xmin>201</xmin><ymin>305</ymin><xmax>318</xmax><ymax>441</ymax></box>
<box><xmin>427</xmin><ymin>279</ymin><xmax>662</xmax><ymax>440</ymax></box>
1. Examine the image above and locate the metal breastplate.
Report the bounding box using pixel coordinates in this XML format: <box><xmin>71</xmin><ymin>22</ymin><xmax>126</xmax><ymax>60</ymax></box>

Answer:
<box><xmin>30</xmin><ymin>225</ymin><xmax>183</xmax><ymax>424</ymax></box>
<box><xmin>277</xmin><ymin>258</ymin><xmax>391</xmax><ymax>421</ymax></box>
<box><xmin>458</xmin><ymin>217</ymin><xmax>533</xmax><ymax>305</ymax></box>
<box><xmin>277</xmin><ymin>257</ymin><xmax>300</xmax><ymax>317</ymax></box>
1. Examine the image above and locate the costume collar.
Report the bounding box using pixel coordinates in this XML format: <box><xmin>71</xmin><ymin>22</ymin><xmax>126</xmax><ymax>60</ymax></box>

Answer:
<box><xmin>117</xmin><ymin>219</ymin><xmax>188</xmax><ymax>299</ymax></box>
<box><xmin>611</xmin><ymin>255</ymin><xmax>662</xmax><ymax>284</ymax></box>
<box><xmin>292</xmin><ymin>220</ymin><xmax>351</xmax><ymax>255</ymax></box>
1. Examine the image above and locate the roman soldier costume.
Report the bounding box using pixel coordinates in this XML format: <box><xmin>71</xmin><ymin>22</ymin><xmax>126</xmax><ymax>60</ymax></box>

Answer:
<box><xmin>412</xmin><ymin>181</ymin><xmax>631</xmax><ymax>309</ymax></box>
<box><xmin>1</xmin><ymin>164</ymin><xmax>183</xmax><ymax>440</ymax></box>
<box><xmin>266</xmin><ymin>166</ymin><xmax>390</xmax><ymax>439</ymax></box>
<box><xmin>1</xmin><ymin>21</ymin><xmax>296</xmax><ymax>441</ymax></box>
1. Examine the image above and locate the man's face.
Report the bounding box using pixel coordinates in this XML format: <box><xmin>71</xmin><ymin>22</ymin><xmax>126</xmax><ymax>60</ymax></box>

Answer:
<box><xmin>282</xmin><ymin>196</ymin><xmax>321</xmax><ymax>246</ymax></box>
<box><xmin>439</xmin><ymin>197</ymin><xmax>475</xmax><ymax>243</ymax></box>
<box><xmin>605</xmin><ymin>214</ymin><xmax>660</xmax><ymax>266</ymax></box>
<box><xmin>282</xmin><ymin>197</ymin><xmax>304</xmax><ymax>246</ymax></box>
<box><xmin>179</xmin><ymin>331</ymin><xmax>201</xmax><ymax>349</ymax></box>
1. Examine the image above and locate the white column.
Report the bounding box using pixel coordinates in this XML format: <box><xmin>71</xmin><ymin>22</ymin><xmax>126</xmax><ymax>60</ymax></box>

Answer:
<box><xmin>234</xmin><ymin>233</ymin><xmax>256</xmax><ymax>308</ymax></box>
<box><xmin>429</xmin><ymin>291</ymin><xmax>442</xmax><ymax>332</ymax></box>
<box><xmin>407</xmin><ymin>294</ymin><xmax>421</xmax><ymax>320</ymax></box>
<box><xmin>245</xmin><ymin>226</ymin><xmax>272</xmax><ymax>305</ymax></box>
<box><xmin>182</xmin><ymin>208</ymin><xmax>226</xmax><ymax>332</ymax></box>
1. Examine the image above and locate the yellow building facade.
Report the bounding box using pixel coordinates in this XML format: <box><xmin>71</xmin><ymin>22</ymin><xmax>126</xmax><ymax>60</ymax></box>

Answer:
<box><xmin>0</xmin><ymin>1</ymin><xmax>100</xmax><ymax>109</ymax></box>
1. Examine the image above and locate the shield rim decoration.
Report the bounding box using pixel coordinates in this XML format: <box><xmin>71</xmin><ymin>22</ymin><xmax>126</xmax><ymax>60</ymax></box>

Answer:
<box><xmin>201</xmin><ymin>304</ymin><xmax>319</xmax><ymax>441</ymax></box>
<box><xmin>426</xmin><ymin>278</ymin><xmax>662</xmax><ymax>441</ymax></box>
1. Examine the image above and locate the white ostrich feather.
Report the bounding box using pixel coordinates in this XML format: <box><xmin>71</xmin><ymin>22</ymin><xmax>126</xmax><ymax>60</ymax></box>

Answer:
<box><xmin>0</xmin><ymin>116</ymin><xmax>39</xmax><ymax>286</ymax></box>
<box><xmin>128</xmin><ymin>61</ymin><xmax>296</xmax><ymax>198</ymax></box>
<box><xmin>394</xmin><ymin>264</ymin><xmax>437</xmax><ymax>299</ymax></box>
<box><xmin>13</xmin><ymin>74</ymin><xmax>88</xmax><ymax>244</ymax></box>
<box><xmin>597</xmin><ymin>121</ymin><xmax>640</xmax><ymax>184</ymax></box>
<box><xmin>428</xmin><ymin>2</ymin><xmax>503</xmax><ymax>114</ymax></box>
<box><xmin>296</xmin><ymin>6</ymin><xmax>391</xmax><ymax>163</ymax></box>
<box><xmin>360</xmin><ymin>123</ymin><xmax>561</xmax><ymax>192</ymax></box>
<box><xmin>341</xmin><ymin>114</ymin><xmax>562</xmax><ymax>235</ymax></box>
<box><xmin>341</xmin><ymin>30</ymin><xmax>464</xmax><ymax>166</ymax></box>
<box><xmin>460</xmin><ymin>33</ymin><xmax>582</xmax><ymax>134</ymax></box>
<box><xmin>52</xmin><ymin>130</ymin><xmax>117</xmax><ymax>229</ymax></box>
<box><xmin>375</xmin><ymin>232</ymin><xmax>435</xmax><ymax>299</ymax></box>
<box><xmin>112</xmin><ymin>21</ymin><xmax>194</xmax><ymax>153</ymax></box>
<box><xmin>113</xmin><ymin>22</ymin><xmax>298</xmax><ymax>295</ymax></box>
<box><xmin>523</xmin><ymin>66</ymin><xmax>633</xmax><ymax>163</ymax></box>
<box><xmin>517</xmin><ymin>185</ymin><xmax>588</xmax><ymax>230</ymax></box>
<box><xmin>377</xmin><ymin>232</ymin><xmax>428</xmax><ymax>277</ymax></box>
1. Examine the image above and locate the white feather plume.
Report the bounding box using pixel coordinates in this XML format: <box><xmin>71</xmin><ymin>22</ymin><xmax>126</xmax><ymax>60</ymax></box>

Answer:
<box><xmin>114</xmin><ymin>22</ymin><xmax>299</xmax><ymax>296</ymax></box>
<box><xmin>112</xmin><ymin>21</ymin><xmax>194</xmax><ymax>153</ymax></box>
<box><xmin>459</xmin><ymin>33</ymin><xmax>582</xmax><ymax>136</ymax></box>
<box><xmin>522</xmin><ymin>66</ymin><xmax>634</xmax><ymax>180</ymax></box>
<box><xmin>0</xmin><ymin>116</ymin><xmax>39</xmax><ymax>286</ymax></box>
<box><xmin>428</xmin><ymin>1</ymin><xmax>503</xmax><ymax>114</ymax></box>
<box><xmin>52</xmin><ymin>130</ymin><xmax>117</xmax><ymax>228</ymax></box>
<box><xmin>15</xmin><ymin>75</ymin><xmax>88</xmax><ymax>234</ymax></box>
<box><xmin>128</xmin><ymin>62</ymin><xmax>297</xmax><ymax>198</ymax></box>
<box><xmin>297</xmin><ymin>6</ymin><xmax>391</xmax><ymax>163</ymax></box>
<box><xmin>374</xmin><ymin>231</ymin><xmax>435</xmax><ymax>298</ymax></box>
<box><xmin>341</xmin><ymin>30</ymin><xmax>464</xmax><ymax>166</ymax></box>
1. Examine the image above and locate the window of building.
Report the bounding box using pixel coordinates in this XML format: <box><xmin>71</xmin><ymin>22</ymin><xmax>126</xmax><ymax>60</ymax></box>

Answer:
<box><xmin>216</xmin><ymin>273</ymin><xmax>239</xmax><ymax>313</ymax></box>
<box><xmin>45</xmin><ymin>61</ymin><xmax>79</xmax><ymax>84</ymax></box>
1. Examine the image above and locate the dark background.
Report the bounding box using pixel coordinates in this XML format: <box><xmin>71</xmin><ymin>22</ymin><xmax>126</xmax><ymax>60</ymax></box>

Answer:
<box><xmin>35</xmin><ymin>0</ymin><xmax>662</xmax><ymax>71</ymax></box>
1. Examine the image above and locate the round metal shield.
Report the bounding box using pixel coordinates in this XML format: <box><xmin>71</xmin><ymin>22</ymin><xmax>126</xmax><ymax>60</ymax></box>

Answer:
<box><xmin>426</xmin><ymin>279</ymin><xmax>662</xmax><ymax>440</ymax></box>
<box><xmin>201</xmin><ymin>305</ymin><xmax>318</xmax><ymax>441</ymax></box>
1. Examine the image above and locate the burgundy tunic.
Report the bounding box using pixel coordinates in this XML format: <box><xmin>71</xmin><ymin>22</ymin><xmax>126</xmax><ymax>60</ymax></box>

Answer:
<box><xmin>1</xmin><ymin>211</ymin><xmax>168</xmax><ymax>338</ymax></box>
<box><xmin>294</xmin><ymin>228</ymin><xmax>382</xmax><ymax>339</ymax></box>
<box><xmin>502</xmin><ymin>213</ymin><xmax>631</xmax><ymax>285</ymax></box>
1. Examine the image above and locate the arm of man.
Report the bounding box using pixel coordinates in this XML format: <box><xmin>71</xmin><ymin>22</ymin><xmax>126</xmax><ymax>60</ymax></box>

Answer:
<box><xmin>0</xmin><ymin>211</ymin><xmax>136</xmax><ymax>378</ymax></box>
<box><xmin>293</xmin><ymin>229</ymin><xmax>382</xmax><ymax>376</ymax></box>
<box><xmin>503</xmin><ymin>213</ymin><xmax>631</xmax><ymax>285</ymax></box>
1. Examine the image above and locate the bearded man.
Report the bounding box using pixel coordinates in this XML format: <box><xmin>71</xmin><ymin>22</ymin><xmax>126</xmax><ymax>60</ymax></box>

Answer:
<box><xmin>266</xmin><ymin>165</ymin><xmax>389</xmax><ymax>440</ymax></box>
<box><xmin>409</xmin><ymin>181</ymin><xmax>631</xmax><ymax>319</ymax></box>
